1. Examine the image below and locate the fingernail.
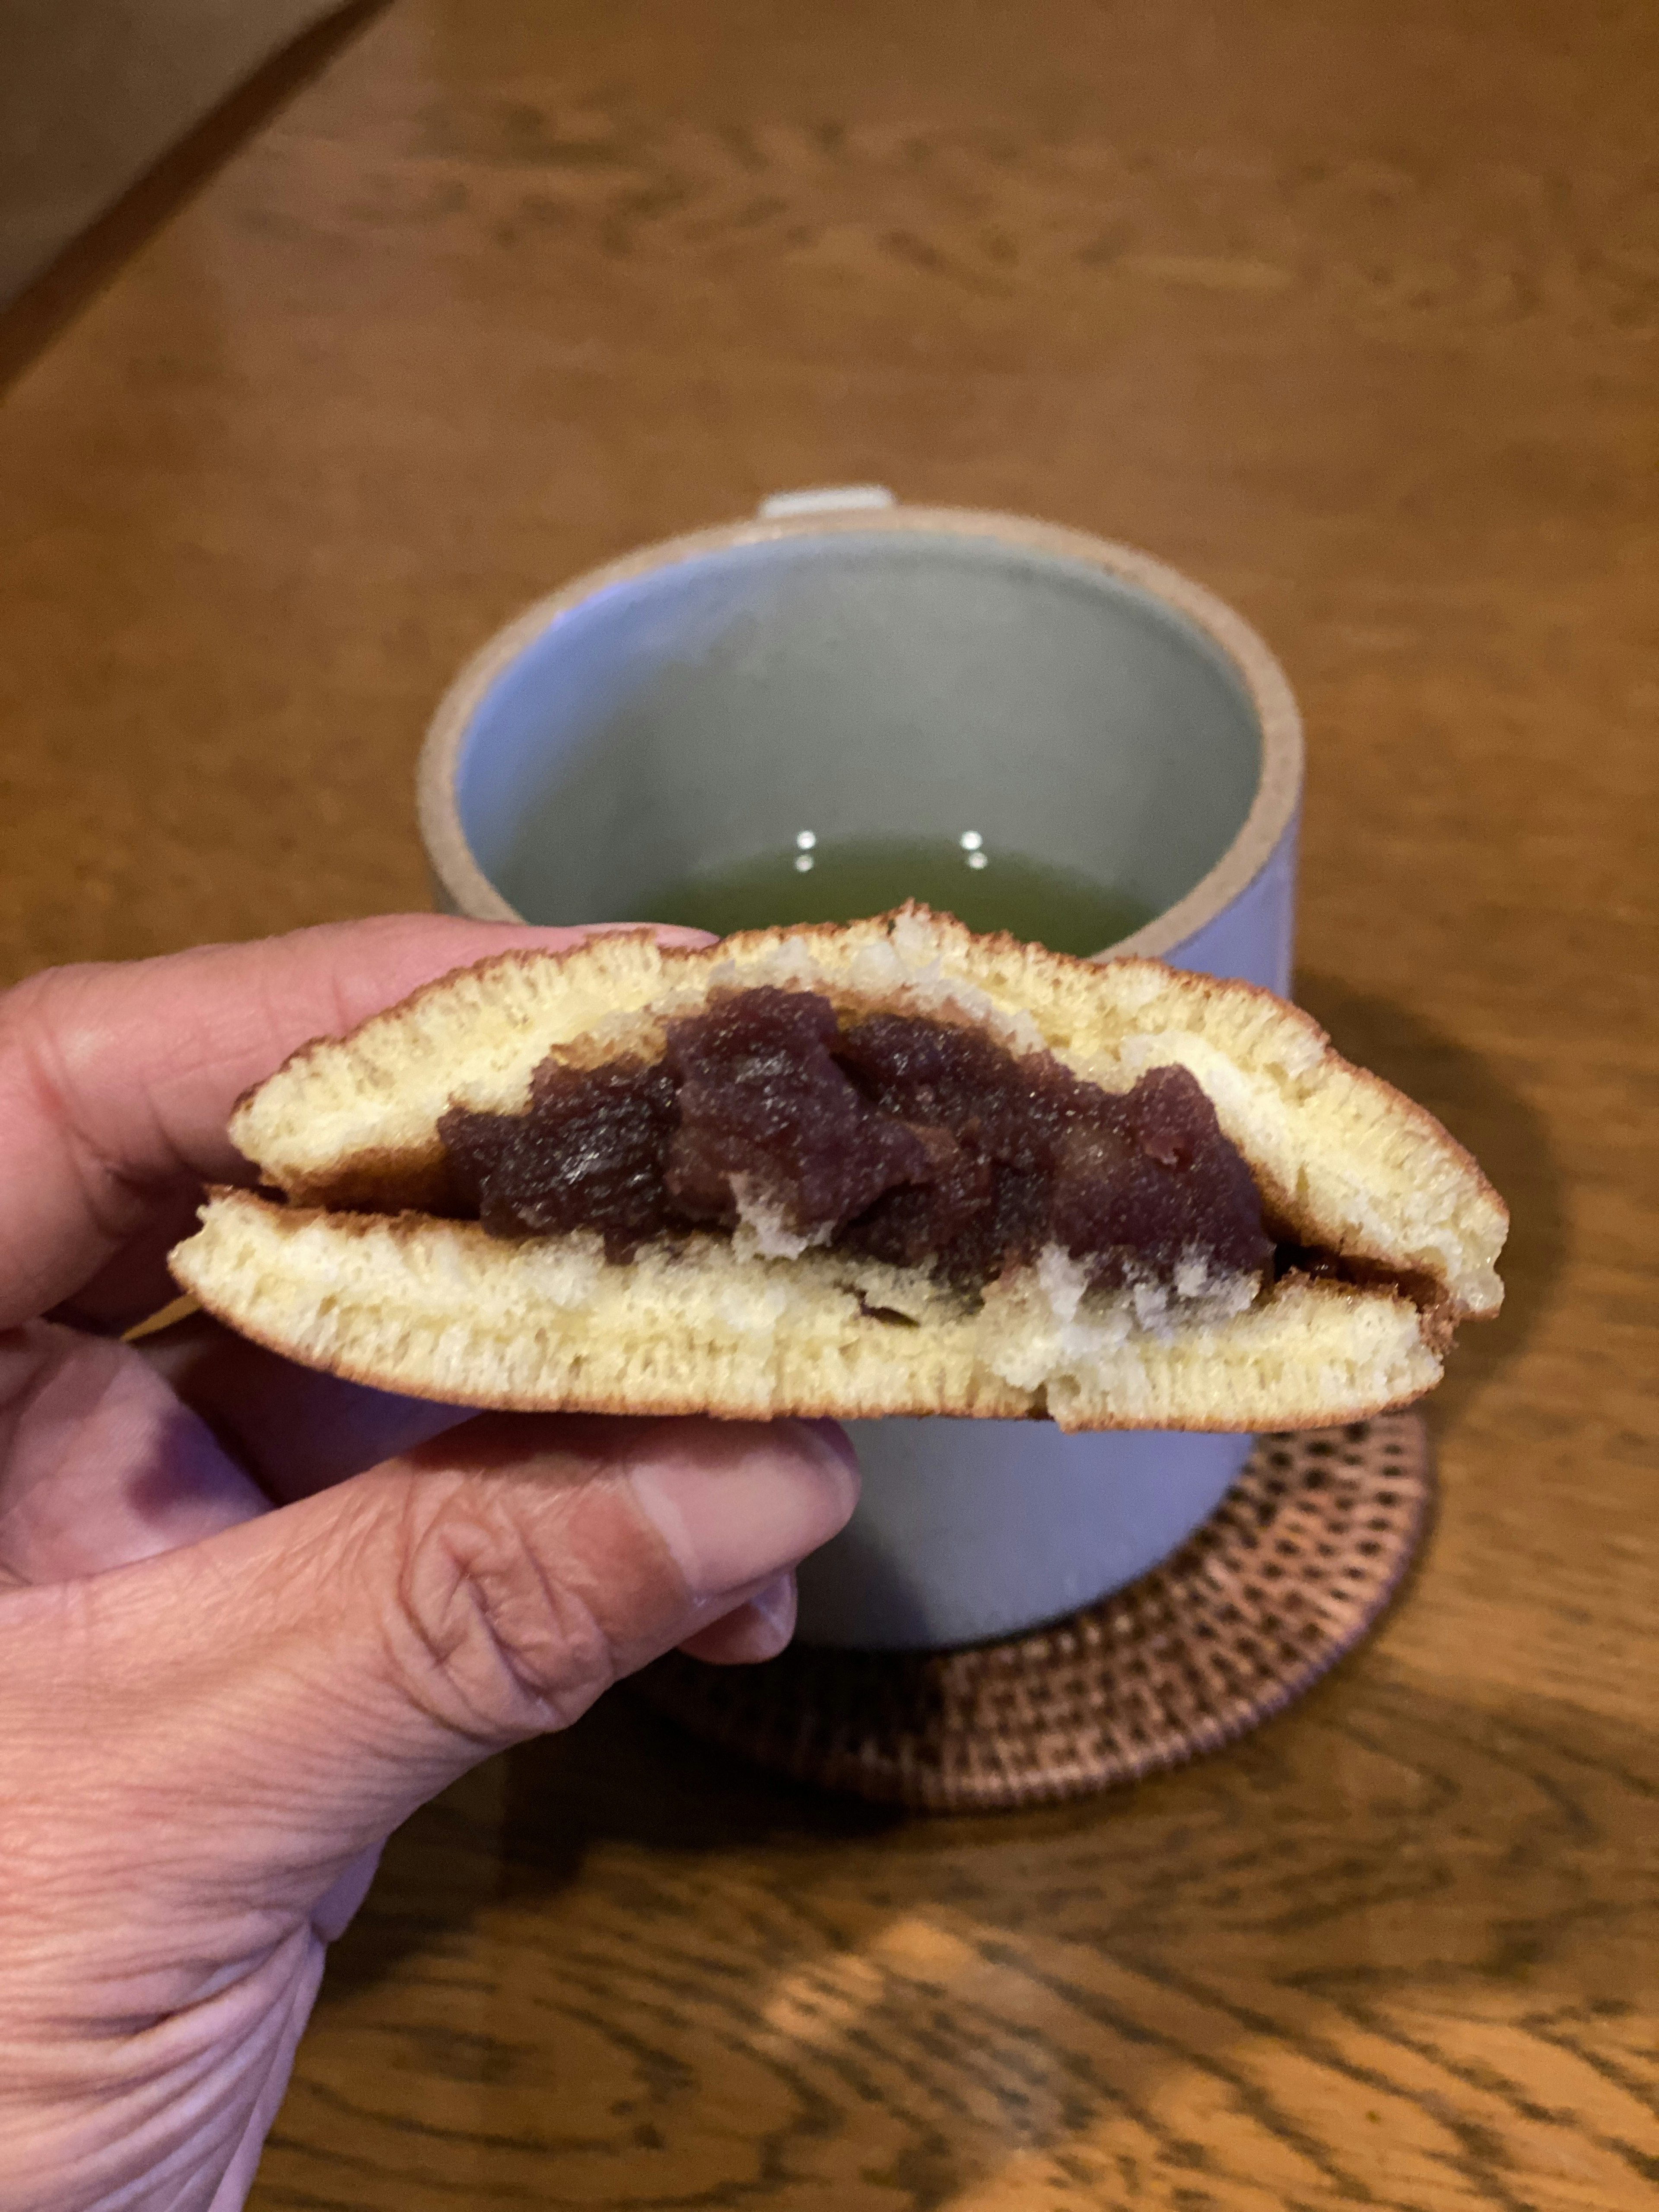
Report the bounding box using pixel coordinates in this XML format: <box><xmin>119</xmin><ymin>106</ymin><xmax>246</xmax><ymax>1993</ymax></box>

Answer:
<box><xmin>645</xmin><ymin>924</ymin><xmax>719</xmax><ymax>948</ymax></box>
<box><xmin>629</xmin><ymin>1422</ymin><xmax>859</xmax><ymax>1601</ymax></box>
<box><xmin>578</xmin><ymin>921</ymin><xmax>715</xmax><ymax>948</ymax></box>
<box><xmin>798</xmin><ymin>1417</ymin><xmax>861</xmax><ymax>1481</ymax></box>
<box><xmin>746</xmin><ymin>1572</ymin><xmax>797</xmax><ymax>1643</ymax></box>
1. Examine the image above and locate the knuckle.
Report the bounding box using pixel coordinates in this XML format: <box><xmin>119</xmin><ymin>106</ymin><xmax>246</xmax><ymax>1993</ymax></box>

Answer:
<box><xmin>388</xmin><ymin>1480</ymin><xmax>618</xmax><ymax>1744</ymax></box>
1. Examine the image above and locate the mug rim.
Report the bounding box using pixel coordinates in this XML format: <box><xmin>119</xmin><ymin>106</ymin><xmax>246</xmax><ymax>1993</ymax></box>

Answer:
<box><xmin>417</xmin><ymin>504</ymin><xmax>1303</xmax><ymax>960</ymax></box>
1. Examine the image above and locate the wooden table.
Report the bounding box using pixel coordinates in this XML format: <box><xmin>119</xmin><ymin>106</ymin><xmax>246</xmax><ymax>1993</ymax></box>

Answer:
<box><xmin>2</xmin><ymin>3</ymin><xmax>1654</xmax><ymax>2204</ymax></box>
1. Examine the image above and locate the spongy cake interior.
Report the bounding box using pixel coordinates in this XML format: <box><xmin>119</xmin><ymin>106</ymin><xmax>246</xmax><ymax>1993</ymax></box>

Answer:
<box><xmin>174</xmin><ymin>1193</ymin><xmax>1446</xmax><ymax>1432</ymax></box>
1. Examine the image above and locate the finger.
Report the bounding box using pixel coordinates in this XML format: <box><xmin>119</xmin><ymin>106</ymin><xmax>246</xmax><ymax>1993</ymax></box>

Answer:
<box><xmin>50</xmin><ymin>1186</ymin><xmax>208</xmax><ymax>1338</ymax></box>
<box><xmin>138</xmin><ymin>1310</ymin><xmax>476</xmax><ymax>1503</ymax></box>
<box><xmin>676</xmin><ymin>1571</ymin><xmax>798</xmax><ymax>1663</ymax></box>
<box><xmin>0</xmin><ymin>1314</ymin><xmax>464</xmax><ymax>1586</ymax></box>
<box><xmin>0</xmin><ymin>1322</ymin><xmax>267</xmax><ymax>1585</ymax></box>
<box><xmin>0</xmin><ymin>915</ymin><xmax>712</xmax><ymax>1333</ymax></box>
<box><xmin>2</xmin><ymin>1417</ymin><xmax>859</xmax><ymax>1970</ymax></box>
<box><xmin>311</xmin><ymin>1844</ymin><xmax>383</xmax><ymax>1944</ymax></box>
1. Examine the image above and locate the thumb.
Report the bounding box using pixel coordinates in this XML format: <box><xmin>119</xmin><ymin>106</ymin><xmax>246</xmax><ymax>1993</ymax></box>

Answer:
<box><xmin>7</xmin><ymin>1414</ymin><xmax>857</xmax><ymax>1917</ymax></box>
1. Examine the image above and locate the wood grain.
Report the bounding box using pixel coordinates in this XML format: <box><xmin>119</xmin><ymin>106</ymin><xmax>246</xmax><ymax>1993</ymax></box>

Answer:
<box><xmin>0</xmin><ymin>2</ymin><xmax>390</xmax><ymax>391</ymax></box>
<box><xmin>0</xmin><ymin>1</ymin><xmax>1653</xmax><ymax>2206</ymax></box>
<box><xmin>260</xmin><ymin>1679</ymin><xmax>1656</xmax><ymax>2211</ymax></box>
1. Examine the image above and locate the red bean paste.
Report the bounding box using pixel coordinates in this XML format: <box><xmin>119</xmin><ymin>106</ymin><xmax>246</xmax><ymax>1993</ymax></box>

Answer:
<box><xmin>439</xmin><ymin>987</ymin><xmax>1272</xmax><ymax>1297</ymax></box>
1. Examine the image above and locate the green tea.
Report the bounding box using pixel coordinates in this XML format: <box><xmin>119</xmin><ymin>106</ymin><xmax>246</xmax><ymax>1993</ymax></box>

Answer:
<box><xmin>641</xmin><ymin>836</ymin><xmax>1154</xmax><ymax>957</ymax></box>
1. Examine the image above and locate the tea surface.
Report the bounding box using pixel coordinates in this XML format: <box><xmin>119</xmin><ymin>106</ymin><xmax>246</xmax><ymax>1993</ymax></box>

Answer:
<box><xmin>641</xmin><ymin>836</ymin><xmax>1154</xmax><ymax>956</ymax></box>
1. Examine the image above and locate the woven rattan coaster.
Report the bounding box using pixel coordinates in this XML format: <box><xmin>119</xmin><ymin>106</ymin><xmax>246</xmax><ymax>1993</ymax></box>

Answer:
<box><xmin>637</xmin><ymin>1410</ymin><xmax>1433</xmax><ymax>1812</ymax></box>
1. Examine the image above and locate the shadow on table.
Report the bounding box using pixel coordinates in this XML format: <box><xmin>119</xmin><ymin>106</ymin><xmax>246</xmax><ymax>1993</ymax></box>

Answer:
<box><xmin>314</xmin><ymin>1690</ymin><xmax>906</xmax><ymax>2015</ymax></box>
<box><xmin>307</xmin><ymin>1663</ymin><xmax>1655</xmax><ymax>2210</ymax></box>
<box><xmin>1293</xmin><ymin>970</ymin><xmax>1567</xmax><ymax>1435</ymax></box>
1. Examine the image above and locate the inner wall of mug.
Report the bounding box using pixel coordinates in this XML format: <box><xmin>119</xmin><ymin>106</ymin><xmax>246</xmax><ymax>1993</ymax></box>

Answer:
<box><xmin>455</xmin><ymin>533</ymin><xmax>1263</xmax><ymax>931</ymax></box>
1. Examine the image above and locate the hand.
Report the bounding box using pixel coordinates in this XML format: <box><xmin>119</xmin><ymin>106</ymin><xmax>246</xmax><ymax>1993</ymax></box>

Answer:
<box><xmin>0</xmin><ymin>917</ymin><xmax>859</xmax><ymax>2212</ymax></box>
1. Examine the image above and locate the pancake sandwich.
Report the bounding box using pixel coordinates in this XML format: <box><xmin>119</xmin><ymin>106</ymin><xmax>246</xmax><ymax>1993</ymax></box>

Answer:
<box><xmin>170</xmin><ymin>909</ymin><xmax>1506</xmax><ymax>1431</ymax></box>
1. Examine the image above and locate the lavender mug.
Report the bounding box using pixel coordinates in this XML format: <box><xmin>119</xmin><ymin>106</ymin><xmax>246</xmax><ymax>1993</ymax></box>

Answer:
<box><xmin>418</xmin><ymin>492</ymin><xmax>1303</xmax><ymax>1649</ymax></box>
